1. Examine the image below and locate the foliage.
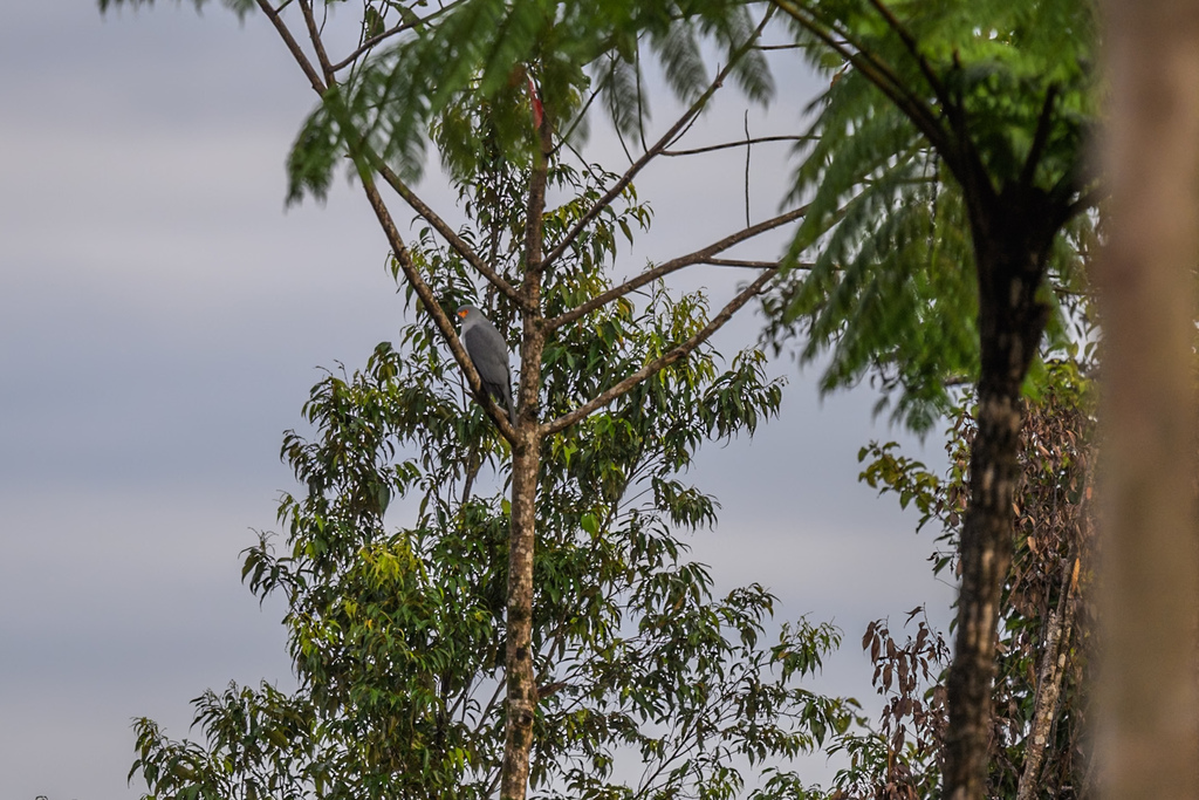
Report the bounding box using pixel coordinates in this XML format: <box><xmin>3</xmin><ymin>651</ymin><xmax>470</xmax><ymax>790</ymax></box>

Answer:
<box><xmin>764</xmin><ymin>0</ymin><xmax>1097</xmax><ymax>429</ymax></box>
<box><xmin>278</xmin><ymin>0</ymin><xmax>775</xmax><ymax>199</ymax></box>
<box><xmin>798</xmin><ymin>356</ymin><xmax>1097</xmax><ymax>799</ymax></box>
<box><xmin>129</xmin><ymin>160</ymin><xmax>856</xmax><ymax>800</ymax></box>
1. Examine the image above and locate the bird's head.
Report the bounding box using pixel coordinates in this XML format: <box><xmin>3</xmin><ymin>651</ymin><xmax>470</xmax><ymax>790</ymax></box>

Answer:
<box><xmin>456</xmin><ymin>305</ymin><xmax>479</xmax><ymax>322</ymax></box>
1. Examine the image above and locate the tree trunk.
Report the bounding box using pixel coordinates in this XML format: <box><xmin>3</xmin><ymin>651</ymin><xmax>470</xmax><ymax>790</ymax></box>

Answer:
<box><xmin>1093</xmin><ymin>1</ymin><xmax>1199</xmax><ymax>796</ymax></box>
<box><xmin>499</xmin><ymin>116</ymin><xmax>552</xmax><ymax>800</ymax></box>
<box><xmin>500</xmin><ymin>424</ymin><xmax>542</xmax><ymax>800</ymax></box>
<box><xmin>1016</xmin><ymin>556</ymin><xmax>1081</xmax><ymax>800</ymax></box>
<box><xmin>944</xmin><ymin>210</ymin><xmax>1052</xmax><ymax>800</ymax></box>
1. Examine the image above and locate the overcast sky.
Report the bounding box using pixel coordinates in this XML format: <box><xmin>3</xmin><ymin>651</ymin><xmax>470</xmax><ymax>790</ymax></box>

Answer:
<box><xmin>0</xmin><ymin>3</ymin><xmax>955</xmax><ymax>799</ymax></box>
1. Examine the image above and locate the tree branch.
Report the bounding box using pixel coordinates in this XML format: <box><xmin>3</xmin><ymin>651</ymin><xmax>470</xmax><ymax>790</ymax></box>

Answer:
<box><xmin>358</xmin><ymin>173</ymin><xmax>516</xmax><ymax>441</ymax></box>
<box><xmin>372</xmin><ymin>159</ymin><xmax>522</xmax><ymax>305</ymax></box>
<box><xmin>555</xmin><ymin>61</ymin><xmax>609</xmax><ymax>152</ymax></box>
<box><xmin>542</xmin><ymin>268</ymin><xmax>778</xmax><ymax>436</ymax></box>
<box><xmin>298</xmin><ymin>0</ymin><xmax>335</xmax><ymax>85</ymax></box>
<box><xmin>771</xmin><ymin>0</ymin><xmax>954</xmax><ymax>161</ymax></box>
<box><xmin>1061</xmin><ymin>185</ymin><xmax>1102</xmax><ymax>223</ymax></box>
<box><xmin>867</xmin><ymin>0</ymin><xmax>951</xmax><ymax>111</ymax></box>
<box><xmin>661</xmin><ymin>134</ymin><xmax>815</xmax><ymax>157</ymax></box>
<box><xmin>705</xmin><ymin>258</ymin><xmax>794</xmax><ymax>269</ymax></box>
<box><xmin>1020</xmin><ymin>83</ymin><xmax>1060</xmax><ymax>188</ymax></box>
<box><xmin>744</xmin><ymin>111</ymin><xmax>752</xmax><ymax>228</ymax></box>
<box><xmin>254</xmin><ymin>0</ymin><xmax>326</xmax><ymax>94</ymax></box>
<box><xmin>1015</xmin><ymin>554</ymin><xmax>1080</xmax><ymax>800</ymax></box>
<box><xmin>542</xmin><ymin>12</ymin><xmax>773</xmax><ymax>274</ymax></box>
<box><xmin>545</xmin><ymin>204</ymin><xmax>806</xmax><ymax>332</ymax></box>
<box><xmin>327</xmin><ymin>0</ymin><xmax>466</xmax><ymax>73</ymax></box>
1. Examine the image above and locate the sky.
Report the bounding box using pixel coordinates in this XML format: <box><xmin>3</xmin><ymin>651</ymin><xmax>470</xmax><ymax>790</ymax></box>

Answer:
<box><xmin>0</xmin><ymin>3</ymin><xmax>955</xmax><ymax>799</ymax></box>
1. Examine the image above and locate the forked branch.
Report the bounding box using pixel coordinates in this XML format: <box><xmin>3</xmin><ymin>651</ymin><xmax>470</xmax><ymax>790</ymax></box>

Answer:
<box><xmin>543</xmin><ymin>267</ymin><xmax>779</xmax><ymax>435</ymax></box>
<box><xmin>546</xmin><ymin>204</ymin><xmax>807</xmax><ymax>332</ymax></box>
<box><xmin>542</xmin><ymin>11</ymin><xmax>774</xmax><ymax>273</ymax></box>
<box><xmin>770</xmin><ymin>0</ymin><xmax>952</xmax><ymax>160</ymax></box>
<box><xmin>373</xmin><ymin>159</ymin><xmax>521</xmax><ymax>304</ymax></box>
<box><xmin>255</xmin><ymin>0</ymin><xmax>326</xmax><ymax>93</ymax></box>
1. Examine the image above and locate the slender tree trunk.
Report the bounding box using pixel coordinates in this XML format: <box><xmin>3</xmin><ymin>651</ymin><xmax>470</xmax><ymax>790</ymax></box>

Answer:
<box><xmin>500</xmin><ymin>424</ymin><xmax>542</xmax><ymax>800</ymax></box>
<box><xmin>1093</xmin><ymin>1</ymin><xmax>1199</xmax><ymax>796</ymax></box>
<box><xmin>499</xmin><ymin>115</ymin><xmax>553</xmax><ymax>800</ymax></box>
<box><xmin>944</xmin><ymin>210</ymin><xmax>1052</xmax><ymax>800</ymax></box>
<box><xmin>1016</xmin><ymin>556</ymin><xmax>1081</xmax><ymax>800</ymax></box>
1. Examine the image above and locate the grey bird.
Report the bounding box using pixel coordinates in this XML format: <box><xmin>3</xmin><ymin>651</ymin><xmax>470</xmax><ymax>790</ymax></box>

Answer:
<box><xmin>456</xmin><ymin>305</ymin><xmax>516</xmax><ymax>426</ymax></box>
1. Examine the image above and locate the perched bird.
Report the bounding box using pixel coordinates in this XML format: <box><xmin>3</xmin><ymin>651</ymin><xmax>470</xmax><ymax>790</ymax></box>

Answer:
<box><xmin>456</xmin><ymin>305</ymin><xmax>516</xmax><ymax>426</ymax></box>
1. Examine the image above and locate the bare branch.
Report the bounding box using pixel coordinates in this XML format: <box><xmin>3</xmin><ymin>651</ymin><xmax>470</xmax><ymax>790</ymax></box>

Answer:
<box><xmin>331</xmin><ymin>23</ymin><xmax>412</xmax><ymax>72</ymax></box>
<box><xmin>743</xmin><ymin>111</ymin><xmax>751</xmax><ymax>228</ymax></box>
<box><xmin>298</xmin><ymin>0</ymin><xmax>335</xmax><ymax>84</ymax></box>
<box><xmin>545</xmin><ymin>204</ymin><xmax>807</xmax><ymax>332</ymax></box>
<box><xmin>328</xmin><ymin>0</ymin><xmax>465</xmax><ymax>72</ymax></box>
<box><xmin>372</xmin><ymin>159</ymin><xmax>522</xmax><ymax>304</ymax></box>
<box><xmin>255</xmin><ymin>0</ymin><xmax>326</xmax><ymax>94</ymax></box>
<box><xmin>705</xmin><ymin>258</ymin><xmax>790</xmax><ymax>269</ymax></box>
<box><xmin>661</xmin><ymin>134</ymin><xmax>815</xmax><ymax>157</ymax></box>
<box><xmin>555</xmin><ymin>63</ymin><xmax>608</xmax><ymax>152</ymax></box>
<box><xmin>542</xmin><ymin>12</ymin><xmax>773</xmax><ymax>274</ymax></box>
<box><xmin>542</xmin><ymin>268</ymin><xmax>778</xmax><ymax>436</ymax></box>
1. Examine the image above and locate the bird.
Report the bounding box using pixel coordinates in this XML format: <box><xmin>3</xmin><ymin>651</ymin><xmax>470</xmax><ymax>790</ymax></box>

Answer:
<box><xmin>456</xmin><ymin>305</ymin><xmax>516</xmax><ymax>426</ymax></box>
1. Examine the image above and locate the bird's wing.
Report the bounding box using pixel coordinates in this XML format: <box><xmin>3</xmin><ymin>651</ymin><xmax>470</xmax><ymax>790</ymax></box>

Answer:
<box><xmin>462</xmin><ymin>325</ymin><xmax>511</xmax><ymax>386</ymax></box>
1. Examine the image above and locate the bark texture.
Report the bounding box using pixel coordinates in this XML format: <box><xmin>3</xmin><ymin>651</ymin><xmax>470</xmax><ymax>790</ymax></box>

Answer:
<box><xmin>499</xmin><ymin>119</ymin><xmax>552</xmax><ymax>800</ymax></box>
<box><xmin>1015</xmin><ymin>557</ymin><xmax>1080</xmax><ymax>800</ymax></box>
<box><xmin>943</xmin><ymin>198</ymin><xmax>1055</xmax><ymax>800</ymax></box>
<box><xmin>1094</xmin><ymin>1</ymin><xmax>1199</xmax><ymax>796</ymax></box>
<box><xmin>500</xmin><ymin>427</ymin><xmax>541</xmax><ymax>800</ymax></box>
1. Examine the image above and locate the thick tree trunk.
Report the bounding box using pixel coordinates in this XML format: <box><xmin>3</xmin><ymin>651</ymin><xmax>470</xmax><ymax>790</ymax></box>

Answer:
<box><xmin>944</xmin><ymin>388</ymin><xmax>1022</xmax><ymax>800</ymax></box>
<box><xmin>943</xmin><ymin>216</ymin><xmax>1051</xmax><ymax>800</ymax></box>
<box><xmin>1093</xmin><ymin>1</ymin><xmax>1199</xmax><ymax>796</ymax></box>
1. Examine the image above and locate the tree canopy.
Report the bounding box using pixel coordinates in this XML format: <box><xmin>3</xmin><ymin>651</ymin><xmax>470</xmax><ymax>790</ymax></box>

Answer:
<box><xmin>129</xmin><ymin>162</ymin><xmax>856</xmax><ymax>800</ymax></box>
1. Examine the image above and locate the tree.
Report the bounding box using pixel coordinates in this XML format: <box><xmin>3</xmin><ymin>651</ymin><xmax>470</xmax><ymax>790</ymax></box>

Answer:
<box><xmin>127</xmin><ymin>162</ymin><xmax>858</xmax><ymax>800</ymax></box>
<box><xmin>98</xmin><ymin>1</ymin><xmax>809</xmax><ymax>798</ymax></box>
<box><xmin>761</xmin><ymin>2</ymin><xmax>1098</xmax><ymax>795</ymax></box>
<box><xmin>790</xmin><ymin>354</ymin><xmax>1096</xmax><ymax>799</ymax></box>
<box><xmin>1092</xmin><ymin>0</ymin><xmax>1199</xmax><ymax>795</ymax></box>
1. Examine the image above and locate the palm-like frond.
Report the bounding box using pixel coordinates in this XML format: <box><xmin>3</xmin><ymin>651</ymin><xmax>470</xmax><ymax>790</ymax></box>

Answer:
<box><xmin>768</xmin><ymin>0</ymin><xmax>1097</xmax><ymax>430</ymax></box>
<box><xmin>276</xmin><ymin>0</ymin><xmax>774</xmax><ymax>196</ymax></box>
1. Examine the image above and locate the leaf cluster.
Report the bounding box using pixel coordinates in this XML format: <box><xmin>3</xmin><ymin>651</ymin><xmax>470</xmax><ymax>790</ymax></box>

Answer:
<box><xmin>765</xmin><ymin>0</ymin><xmax>1097</xmax><ymax>430</ymax></box>
<box><xmin>283</xmin><ymin>0</ymin><xmax>775</xmax><ymax>199</ymax></box>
